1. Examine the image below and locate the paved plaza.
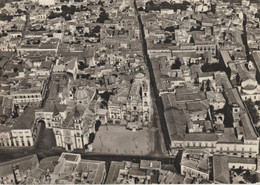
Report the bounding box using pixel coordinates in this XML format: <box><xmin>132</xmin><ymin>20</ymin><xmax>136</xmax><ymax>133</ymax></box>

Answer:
<box><xmin>92</xmin><ymin>125</ymin><xmax>152</xmax><ymax>155</ymax></box>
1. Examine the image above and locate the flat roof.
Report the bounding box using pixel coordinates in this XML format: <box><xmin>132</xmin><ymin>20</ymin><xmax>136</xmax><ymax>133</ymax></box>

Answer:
<box><xmin>0</xmin><ymin>154</ymin><xmax>38</xmax><ymax>177</ymax></box>
<box><xmin>217</xmin><ymin>128</ymin><xmax>241</xmax><ymax>143</ymax></box>
<box><xmin>12</xmin><ymin>107</ymin><xmax>35</xmax><ymax>130</ymax></box>
<box><xmin>220</xmin><ymin>50</ymin><xmax>232</xmax><ymax>67</ymax></box>
<box><xmin>140</xmin><ymin>160</ymin><xmax>161</xmax><ymax>170</ymax></box>
<box><xmin>185</xmin><ymin>133</ymin><xmax>217</xmax><ymax>142</ymax></box>
<box><xmin>75</xmin><ymin>159</ymin><xmax>106</xmax><ymax>184</ymax></box>
<box><xmin>164</xmin><ymin>107</ymin><xmax>186</xmax><ymax>141</ymax></box>
<box><xmin>213</xmin><ymin>155</ymin><xmax>230</xmax><ymax>184</ymax></box>
<box><xmin>240</xmin><ymin>113</ymin><xmax>258</xmax><ymax>140</ymax></box>
<box><xmin>105</xmin><ymin>161</ymin><xmax>125</xmax><ymax>184</ymax></box>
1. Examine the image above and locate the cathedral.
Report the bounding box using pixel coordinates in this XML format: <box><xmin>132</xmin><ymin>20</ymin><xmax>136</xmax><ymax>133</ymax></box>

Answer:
<box><xmin>52</xmin><ymin>105</ymin><xmax>95</xmax><ymax>151</ymax></box>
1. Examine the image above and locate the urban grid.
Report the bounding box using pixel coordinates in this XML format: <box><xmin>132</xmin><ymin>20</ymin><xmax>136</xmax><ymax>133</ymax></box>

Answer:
<box><xmin>0</xmin><ymin>0</ymin><xmax>260</xmax><ymax>184</ymax></box>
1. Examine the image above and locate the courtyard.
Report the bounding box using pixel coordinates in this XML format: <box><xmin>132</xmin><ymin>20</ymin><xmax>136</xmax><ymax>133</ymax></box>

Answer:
<box><xmin>92</xmin><ymin>125</ymin><xmax>152</xmax><ymax>155</ymax></box>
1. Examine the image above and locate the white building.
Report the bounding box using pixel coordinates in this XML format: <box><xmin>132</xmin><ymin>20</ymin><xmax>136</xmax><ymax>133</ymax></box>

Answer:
<box><xmin>33</xmin><ymin>0</ymin><xmax>56</xmax><ymax>6</ymax></box>
<box><xmin>53</xmin><ymin>106</ymin><xmax>95</xmax><ymax>151</ymax></box>
<box><xmin>0</xmin><ymin>107</ymin><xmax>35</xmax><ymax>147</ymax></box>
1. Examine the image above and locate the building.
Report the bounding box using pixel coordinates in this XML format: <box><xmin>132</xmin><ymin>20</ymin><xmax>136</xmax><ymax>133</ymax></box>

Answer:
<box><xmin>162</xmin><ymin>87</ymin><xmax>259</xmax><ymax>157</ymax></box>
<box><xmin>11</xmin><ymin>77</ymin><xmax>48</xmax><ymax>108</ymax></box>
<box><xmin>180</xmin><ymin>149</ymin><xmax>210</xmax><ymax>180</ymax></box>
<box><xmin>213</xmin><ymin>155</ymin><xmax>258</xmax><ymax>184</ymax></box>
<box><xmin>158</xmin><ymin>170</ymin><xmax>185</xmax><ymax>184</ymax></box>
<box><xmin>0</xmin><ymin>154</ymin><xmax>39</xmax><ymax>184</ymax></box>
<box><xmin>127</xmin><ymin>72</ymin><xmax>152</xmax><ymax>126</ymax></box>
<box><xmin>105</xmin><ymin>160</ymin><xmax>160</xmax><ymax>184</ymax></box>
<box><xmin>53</xmin><ymin>106</ymin><xmax>95</xmax><ymax>151</ymax></box>
<box><xmin>49</xmin><ymin>153</ymin><xmax>106</xmax><ymax>184</ymax></box>
<box><xmin>0</xmin><ymin>107</ymin><xmax>35</xmax><ymax>147</ymax></box>
<box><xmin>32</xmin><ymin>0</ymin><xmax>56</xmax><ymax>6</ymax></box>
<box><xmin>108</xmin><ymin>72</ymin><xmax>152</xmax><ymax>130</ymax></box>
<box><xmin>35</xmin><ymin>101</ymin><xmax>68</xmax><ymax>129</ymax></box>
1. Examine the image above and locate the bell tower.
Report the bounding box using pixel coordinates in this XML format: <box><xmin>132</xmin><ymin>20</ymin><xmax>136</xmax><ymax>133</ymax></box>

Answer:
<box><xmin>52</xmin><ymin>104</ymin><xmax>62</xmax><ymax>127</ymax></box>
<box><xmin>73</xmin><ymin>106</ymin><xmax>83</xmax><ymax>149</ymax></box>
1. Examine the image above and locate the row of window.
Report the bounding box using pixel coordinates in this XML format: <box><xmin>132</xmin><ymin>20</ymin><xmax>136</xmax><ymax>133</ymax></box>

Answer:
<box><xmin>0</xmin><ymin>140</ymin><xmax>32</xmax><ymax>147</ymax></box>
<box><xmin>14</xmin><ymin>94</ymin><xmax>41</xmax><ymax>99</ymax></box>
<box><xmin>186</xmin><ymin>142</ymin><xmax>215</xmax><ymax>147</ymax></box>
<box><xmin>196</xmin><ymin>46</ymin><xmax>215</xmax><ymax>50</ymax></box>
<box><xmin>244</xmin><ymin>96</ymin><xmax>257</xmax><ymax>100</ymax></box>
<box><xmin>219</xmin><ymin>146</ymin><xmax>253</xmax><ymax>152</ymax></box>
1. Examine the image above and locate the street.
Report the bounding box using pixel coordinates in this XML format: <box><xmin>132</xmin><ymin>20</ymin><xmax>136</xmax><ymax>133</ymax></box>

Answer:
<box><xmin>133</xmin><ymin>0</ymin><xmax>171</xmax><ymax>151</ymax></box>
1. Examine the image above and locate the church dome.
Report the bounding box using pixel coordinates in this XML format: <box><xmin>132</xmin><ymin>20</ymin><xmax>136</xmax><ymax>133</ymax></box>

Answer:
<box><xmin>75</xmin><ymin>87</ymin><xmax>89</xmax><ymax>101</ymax></box>
<box><xmin>134</xmin><ymin>72</ymin><xmax>145</xmax><ymax>80</ymax></box>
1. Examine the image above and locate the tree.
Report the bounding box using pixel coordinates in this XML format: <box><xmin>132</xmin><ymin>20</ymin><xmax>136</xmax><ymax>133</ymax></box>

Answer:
<box><xmin>92</xmin><ymin>25</ymin><xmax>101</xmax><ymax>34</ymax></box>
<box><xmin>138</xmin><ymin>7</ymin><xmax>144</xmax><ymax>11</ymax></box>
<box><xmin>13</xmin><ymin>67</ymin><xmax>18</xmax><ymax>73</ymax></box>
<box><xmin>164</xmin><ymin>26</ymin><xmax>175</xmax><ymax>32</ymax></box>
<box><xmin>171</xmin><ymin>58</ymin><xmax>181</xmax><ymax>69</ymax></box>
<box><xmin>201</xmin><ymin>62</ymin><xmax>226</xmax><ymax>72</ymax></box>
<box><xmin>236</xmin><ymin>73</ymin><xmax>241</xmax><ymax>85</ymax></box>
<box><xmin>97</xmin><ymin>10</ymin><xmax>109</xmax><ymax>23</ymax></box>
<box><xmin>206</xmin><ymin>79</ymin><xmax>211</xmax><ymax>91</ymax></box>
<box><xmin>88</xmin><ymin>133</ymin><xmax>95</xmax><ymax>144</ymax></box>
<box><xmin>0</xmin><ymin>13</ymin><xmax>13</xmax><ymax>22</ymax></box>
<box><xmin>243</xmin><ymin>171</ymin><xmax>257</xmax><ymax>183</ymax></box>
<box><xmin>145</xmin><ymin>1</ymin><xmax>160</xmax><ymax>12</ymax></box>
<box><xmin>95</xmin><ymin>120</ymin><xmax>101</xmax><ymax>131</ymax></box>
<box><xmin>245</xmin><ymin>99</ymin><xmax>259</xmax><ymax>124</ymax></box>
<box><xmin>200</xmin><ymin>83</ymin><xmax>204</xmax><ymax>91</ymax></box>
<box><xmin>0</xmin><ymin>115</ymin><xmax>8</xmax><ymax>124</ymax></box>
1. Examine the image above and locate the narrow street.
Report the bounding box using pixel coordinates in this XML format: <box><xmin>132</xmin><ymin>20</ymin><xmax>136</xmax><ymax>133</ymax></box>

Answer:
<box><xmin>242</xmin><ymin>12</ymin><xmax>250</xmax><ymax>62</ymax></box>
<box><xmin>133</xmin><ymin>0</ymin><xmax>171</xmax><ymax>152</ymax></box>
<box><xmin>0</xmin><ymin>145</ymin><xmax>175</xmax><ymax>164</ymax></box>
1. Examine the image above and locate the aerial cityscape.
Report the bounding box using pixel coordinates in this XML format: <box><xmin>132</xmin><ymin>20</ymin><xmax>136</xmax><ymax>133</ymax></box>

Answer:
<box><xmin>0</xmin><ymin>0</ymin><xmax>260</xmax><ymax>184</ymax></box>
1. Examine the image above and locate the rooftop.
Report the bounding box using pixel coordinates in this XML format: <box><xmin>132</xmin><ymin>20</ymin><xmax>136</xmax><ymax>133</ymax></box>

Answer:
<box><xmin>12</xmin><ymin>107</ymin><xmax>35</xmax><ymax>130</ymax></box>
<box><xmin>140</xmin><ymin>160</ymin><xmax>161</xmax><ymax>170</ymax></box>
<box><xmin>0</xmin><ymin>154</ymin><xmax>39</xmax><ymax>177</ymax></box>
<box><xmin>181</xmin><ymin>149</ymin><xmax>209</xmax><ymax>174</ymax></box>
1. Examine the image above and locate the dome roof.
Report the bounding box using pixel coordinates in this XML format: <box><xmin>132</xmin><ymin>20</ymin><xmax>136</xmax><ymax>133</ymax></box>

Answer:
<box><xmin>75</xmin><ymin>87</ymin><xmax>89</xmax><ymax>101</ymax></box>
<box><xmin>134</xmin><ymin>72</ymin><xmax>145</xmax><ymax>79</ymax></box>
